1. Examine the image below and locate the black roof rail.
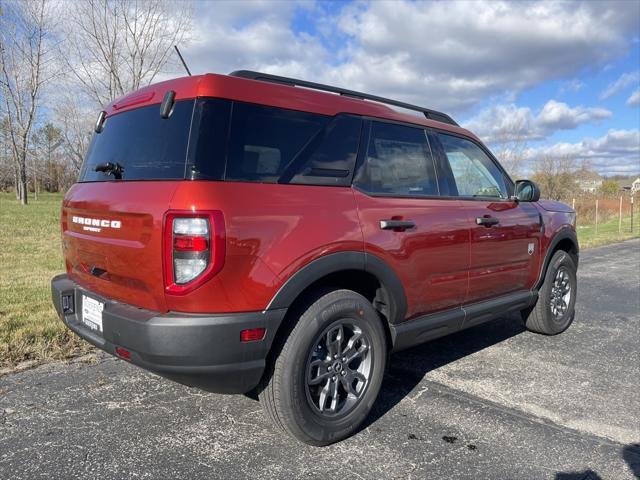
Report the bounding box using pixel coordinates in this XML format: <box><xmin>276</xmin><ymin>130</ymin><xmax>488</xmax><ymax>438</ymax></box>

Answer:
<box><xmin>229</xmin><ymin>70</ymin><xmax>459</xmax><ymax>127</ymax></box>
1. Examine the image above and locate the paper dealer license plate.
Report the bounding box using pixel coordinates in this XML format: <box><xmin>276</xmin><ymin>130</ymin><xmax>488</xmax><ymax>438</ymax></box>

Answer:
<box><xmin>82</xmin><ymin>295</ymin><xmax>104</xmax><ymax>332</ymax></box>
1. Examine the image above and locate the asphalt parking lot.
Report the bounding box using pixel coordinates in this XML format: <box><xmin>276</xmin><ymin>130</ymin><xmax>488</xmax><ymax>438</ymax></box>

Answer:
<box><xmin>1</xmin><ymin>239</ymin><xmax>639</xmax><ymax>479</ymax></box>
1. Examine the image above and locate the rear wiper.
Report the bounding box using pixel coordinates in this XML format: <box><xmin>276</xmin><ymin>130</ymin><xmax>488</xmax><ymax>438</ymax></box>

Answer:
<box><xmin>95</xmin><ymin>162</ymin><xmax>124</xmax><ymax>180</ymax></box>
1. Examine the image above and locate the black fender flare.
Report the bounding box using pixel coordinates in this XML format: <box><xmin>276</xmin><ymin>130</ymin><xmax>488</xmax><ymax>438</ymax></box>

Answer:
<box><xmin>266</xmin><ymin>251</ymin><xmax>407</xmax><ymax>324</ymax></box>
<box><xmin>535</xmin><ymin>227</ymin><xmax>579</xmax><ymax>289</ymax></box>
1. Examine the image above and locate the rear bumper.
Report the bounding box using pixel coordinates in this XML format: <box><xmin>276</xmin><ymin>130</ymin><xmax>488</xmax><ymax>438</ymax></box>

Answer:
<box><xmin>51</xmin><ymin>274</ymin><xmax>286</xmax><ymax>394</ymax></box>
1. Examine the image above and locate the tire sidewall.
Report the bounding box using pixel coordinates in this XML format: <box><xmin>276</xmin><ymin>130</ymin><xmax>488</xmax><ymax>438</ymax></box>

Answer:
<box><xmin>541</xmin><ymin>251</ymin><xmax>577</xmax><ymax>333</ymax></box>
<box><xmin>277</xmin><ymin>291</ymin><xmax>386</xmax><ymax>445</ymax></box>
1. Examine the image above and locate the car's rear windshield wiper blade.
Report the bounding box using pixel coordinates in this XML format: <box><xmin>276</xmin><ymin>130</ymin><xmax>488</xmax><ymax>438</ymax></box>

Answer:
<box><xmin>95</xmin><ymin>162</ymin><xmax>124</xmax><ymax>180</ymax></box>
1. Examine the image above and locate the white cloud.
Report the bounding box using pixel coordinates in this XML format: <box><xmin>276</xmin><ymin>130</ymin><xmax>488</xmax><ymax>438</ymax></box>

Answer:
<box><xmin>536</xmin><ymin>100</ymin><xmax>611</xmax><ymax>132</ymax></box>
<box><xmin>526</xmin><ymin>129</ymin><xmax>640</xmax><ymax>175</ymax></box>
<box><xmin>627</xmin><ymin>89</ymin><xmax>640</xmax><ymax>107</ymax></box>
<box><xmin>463</xmin><ymin>100</ymin><xmax>611</xmax><ymax>143</ymax></box>
<box><xmin>600</xmin><ymin>71</ymin><xmax>640</xmax><ymax>99</ymax></box>
<box><xmin>183</xmin><ymin>0</ymin><xmax>639</xmax><ymax>115</ymax></box>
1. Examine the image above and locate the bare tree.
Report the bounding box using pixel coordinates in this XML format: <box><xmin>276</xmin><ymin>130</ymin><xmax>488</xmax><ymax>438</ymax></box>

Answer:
<box><xmin>492</xmin><ymin>116</ymin><xmax>529</xmax><ymax>179</ymax></box>
<box><xmin>31</xmin><ymin>122</ymin><xmax>63</xmax><ymax>192</ymax></box>
<box><xmin>0</xmin><ymin>0</ymin><xmax>56</xmax><ymax>204</ymax></box>
<box><xmin>64</xmin><ymin>0</ymin><xmax>192</xmax><ymax>107</ymax></box>
<box><xmin>531</xmin><ymin>155</ymin><xmax>578</xmax><ymax>201</ymax></box>
<box><xmin>54</xmin><ymin>97</ymin><xmax>94</xmax><ymax>173</ymax></box>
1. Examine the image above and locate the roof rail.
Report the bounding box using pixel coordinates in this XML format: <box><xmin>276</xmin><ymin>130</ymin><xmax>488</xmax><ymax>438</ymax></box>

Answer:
<box><xmin>229</xmin><ymin>70</ymin><xmax>459</xmax><ymax>127</ymax></box>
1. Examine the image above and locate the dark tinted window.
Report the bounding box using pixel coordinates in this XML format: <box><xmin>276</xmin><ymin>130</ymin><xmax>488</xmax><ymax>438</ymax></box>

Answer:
<box><xmin>79</xmin><ymin>100</ymin><xmax>194</xmax><ymax>182</ymax></box>
<box><xmin>187</xmin><ymin>98</ymin><xmax>231</xmax><ymax>180</ymax></box>
<box><xmin>225</xmin><ymin>102</ymin><xmax>329</xmax><ymax>183</ymax></box>
<box><xmin>437</xmin><ymin>133</ymin><xmax>507</xmax><ymax>199</ymax></box>
<box><xmin>287</xmin><ymin>115</ymin><xmax>362</xmax><ymax>186</ymax></box>
<box><xmin>355</xmin><ymin>121</ymin><xmax>438</xmax><ymax>196</ymax></box>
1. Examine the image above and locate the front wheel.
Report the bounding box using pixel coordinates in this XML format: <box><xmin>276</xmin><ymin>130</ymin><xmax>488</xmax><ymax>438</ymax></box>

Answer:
<box><xmin>523</xmin><ymin>250</ymin><xmax>577</xmax><ymax>335</ymax></box>
<box><xmin>258</xmin><ymin>289</ymin><xmax>387</xmax><ymax>446</ymax></box>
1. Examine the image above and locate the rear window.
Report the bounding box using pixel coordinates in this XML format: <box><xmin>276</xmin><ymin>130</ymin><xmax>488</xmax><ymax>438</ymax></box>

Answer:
<box><xmin>79</xmin><ymin>100</ymin><xmax>194</xmax><ymax>182</ymax></box>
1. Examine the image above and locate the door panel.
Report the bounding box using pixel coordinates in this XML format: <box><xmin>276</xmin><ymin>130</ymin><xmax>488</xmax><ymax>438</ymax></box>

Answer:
<box><xmin>353</xmin><ymin>120</ymin><xmax>470</xmax><ymax>320</ymax></box>
<box><xmin>354</xmin><ymin>191</ymin><xmax>469</xmax><ymax>318</ymax></box>
<box><xmin>430</xmin><ymin>129</ymin><xmax>542</xmax><ymax>304</ymax></box>
<box><xmin>459</xmin><ymin>200</ymin><xmax>542</xmax><ymax>303</ymax></box>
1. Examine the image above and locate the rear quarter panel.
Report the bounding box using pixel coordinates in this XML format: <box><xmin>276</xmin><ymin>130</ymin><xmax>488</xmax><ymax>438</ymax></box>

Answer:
<box><xmin>167</xmin><ymin>182</ymin><xmax>363</xmax><ymax>313</ymax></box>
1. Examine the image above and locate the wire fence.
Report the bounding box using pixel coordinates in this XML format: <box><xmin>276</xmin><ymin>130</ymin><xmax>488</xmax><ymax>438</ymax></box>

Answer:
<box><xmin>570</xmin><ymin>195</ymin><xmax>639</xmax><ymax>248</ymax></box>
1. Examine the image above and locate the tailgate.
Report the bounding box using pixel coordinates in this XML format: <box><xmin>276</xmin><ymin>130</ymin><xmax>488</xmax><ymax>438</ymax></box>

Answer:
<box><xmin>62</xmin><ymin>181</ymin><xmax>179</xmax><ymax>312</ymax></box>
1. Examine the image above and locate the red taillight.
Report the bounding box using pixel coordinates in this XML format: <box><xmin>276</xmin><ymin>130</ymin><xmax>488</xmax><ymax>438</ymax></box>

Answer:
<box><xmin>240</xmin><ymin>328</ymin><xmax>266</xmax><ymax>342</ymax></box>
<box><xmin>173</xmin><ymin>235</ymin><xmax>208</xmax><ymax>251</ymax></box>
<box><xmin>115</xmin><ymin>346</ymin><xmax>131</xmax><ymax>361</ymax></box>
<box><xmin>163</xmin><ymin>211</ymin><xmax>225</xmax><ymax>295</ymax></box>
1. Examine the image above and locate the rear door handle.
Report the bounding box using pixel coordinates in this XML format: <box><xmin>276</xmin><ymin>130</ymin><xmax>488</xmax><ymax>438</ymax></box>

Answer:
<box><xmin>476</xmin><ymin>216</ymin><xmax>500</xmax><ymax>227</ymax></box>
<box><xmin>380</xmin><ymin>219</ymin><xmax>416</xmax><ymax>231</ymax></box>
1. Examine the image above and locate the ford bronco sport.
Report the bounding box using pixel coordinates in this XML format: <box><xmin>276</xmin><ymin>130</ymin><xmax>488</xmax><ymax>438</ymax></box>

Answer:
<box><xmin>52</xmin><ymin>70</ymin><xmax>578</xmax><ymax>446</ymax></box>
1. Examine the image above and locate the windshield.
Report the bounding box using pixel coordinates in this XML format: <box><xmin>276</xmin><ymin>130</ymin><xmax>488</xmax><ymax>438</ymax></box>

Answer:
<box><xmin>78</xmin><ymin>100</ymin><xmax>194</xmax><ymax>182</ymax></box>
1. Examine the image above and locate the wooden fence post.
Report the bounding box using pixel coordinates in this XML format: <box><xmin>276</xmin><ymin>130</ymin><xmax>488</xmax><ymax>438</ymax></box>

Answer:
<box><xmin>619</xmin><ymin>196</ymin><xmax>623</xmax><ymax>234</ymax></box>
<box><xmin>572</xmin><ymin>198</ymin><xmax>575</xmax><ymax>210</ymax></box>
<box><xmin>595</xmin><ymin>199</ymin><xmax>599</xmax><ymax>235</ymax></box>
<box><xmin>631</xmin><ymin>196</ymin><xmax>635</xmax><ymax>233</ymax></box>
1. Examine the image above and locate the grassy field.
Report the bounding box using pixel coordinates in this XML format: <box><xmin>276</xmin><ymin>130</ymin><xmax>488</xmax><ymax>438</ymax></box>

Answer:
<box><xmin>577</xmin><ymin>215</ymin><xmax>639</xmax><ymax>249</ymax></box>
<box><xmin>0</xmin><ymin>192</ymin><xmax>91</xmax><ymax>369</ymax></box>
<box><xmin>0</xmin><ymin>192</ymin><xmax>638</xmax><ymax>370</ymax></box>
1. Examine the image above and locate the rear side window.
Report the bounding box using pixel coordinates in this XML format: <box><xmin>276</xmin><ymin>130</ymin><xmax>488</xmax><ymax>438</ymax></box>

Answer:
<box><xmin>437</xmin><ymin>133</ymin><xmax>508</xmax><ymax>199</ymax></box>
<box><xmin>79</xmin><ymin>100</ymin><xmax>194</xmax><ymax>182</ymax></box>
<box><xmin>287</xmin><ymin>115</ymin><xmax>362</xmax><ymax>186</ymax></box>
<box><xmin>354</xmin><ymin>121</ymin><xmax>438</xmax><ymax>196</ymax></box>
<box><xmin>224</xmin><ymin>103</ymin><xmax>329</xmax><ymax>183</ymax></box>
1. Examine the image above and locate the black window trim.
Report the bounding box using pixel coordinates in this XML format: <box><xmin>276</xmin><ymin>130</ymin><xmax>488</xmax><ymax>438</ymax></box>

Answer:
<box><xmin>351</xmin><ymin>116</ymin><xmax>444</xmax><ymax>201</ymax></box>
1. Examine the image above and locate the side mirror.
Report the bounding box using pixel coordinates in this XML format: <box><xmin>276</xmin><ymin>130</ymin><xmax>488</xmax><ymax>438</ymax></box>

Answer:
<box><xmin>514</xmin><ymin>180</ymin><xmax>541</xmax><ymax>202</ymax></box>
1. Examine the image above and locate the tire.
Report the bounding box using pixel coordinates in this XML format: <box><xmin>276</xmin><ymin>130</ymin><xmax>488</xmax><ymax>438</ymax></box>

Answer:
<box><xmin>258</xmin><ymin>289</ymin><xmax>387</xmax><ymax>446</ymax></box>
<box><xmin>523</xmin><ymin>250</ymin><xmax>577</xmax><ymax>335</ymax></box>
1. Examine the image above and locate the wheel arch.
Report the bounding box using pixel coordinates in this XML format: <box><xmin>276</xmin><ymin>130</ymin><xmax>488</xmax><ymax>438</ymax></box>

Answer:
<box><xmin>266</xmin><ymin>251</ymin><xmax>407</xmax><ymax>327</ymax></box>
<box><xmin>535</xmin><ymin>228</ymin><xmax>579</xmax><ymax>290</ymax></box>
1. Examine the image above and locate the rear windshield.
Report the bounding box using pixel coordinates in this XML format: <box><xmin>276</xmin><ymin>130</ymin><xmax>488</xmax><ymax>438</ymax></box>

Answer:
<box><xmin>79</xmin><ymin>100</ymin><xmax>194</xmax><ymax>182</ymax></box>
<box><xmin>79</xmin><ymin>97</ymin><xmax>361</xmax><ymax>186</ymax></box>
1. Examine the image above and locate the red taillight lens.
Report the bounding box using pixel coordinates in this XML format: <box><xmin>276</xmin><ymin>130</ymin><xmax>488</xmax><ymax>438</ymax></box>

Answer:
<box><xmin>115</xmin><ymin>346</ymin><xmax>131</xmax><ymax>361</ymax></box>
<box><xmin>163</xmin><ymin>211</ymin><xmax>225</xmax><ymax>295</ymax></box>
<box><xmin>240</xmin><ymin>328</ymin><xmax>266</xmax><ymax>342</ymax></box>
<box><xmin>173</xmin><ymin>235</ymin><xmax>208</xmax><ymax>251</ymax></box>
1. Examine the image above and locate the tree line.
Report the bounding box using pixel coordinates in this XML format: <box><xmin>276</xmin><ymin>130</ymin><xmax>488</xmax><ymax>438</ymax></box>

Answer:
<box><xmin>0</xmin><ymin>0</ymin><xmax>192</xmax><ymax>204</ymax></box>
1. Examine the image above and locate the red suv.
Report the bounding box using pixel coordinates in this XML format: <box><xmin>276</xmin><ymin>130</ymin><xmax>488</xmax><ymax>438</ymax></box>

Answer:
<box><xmin>52</xmin><ymin>71</ymin><xmax>578</xmax><ymax>445</ymax></box>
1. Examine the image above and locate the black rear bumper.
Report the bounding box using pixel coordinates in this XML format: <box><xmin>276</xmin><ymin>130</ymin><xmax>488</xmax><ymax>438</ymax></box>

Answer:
<box><xmin>51</xmin><ymin>274</ymin><xmax>286</xmax><ymax>394</ymax></box>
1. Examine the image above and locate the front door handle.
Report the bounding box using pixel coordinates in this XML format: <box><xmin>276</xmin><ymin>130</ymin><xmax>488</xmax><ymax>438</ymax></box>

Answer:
<box><xmin>476</xmin><ymin>216</ymin><xmax>500</xmax><ymax>227</ymax></box>
<box><xmin>380</xmin><ymin>219</ymin><xmax>416</xmax><ymax>231</ymax></box>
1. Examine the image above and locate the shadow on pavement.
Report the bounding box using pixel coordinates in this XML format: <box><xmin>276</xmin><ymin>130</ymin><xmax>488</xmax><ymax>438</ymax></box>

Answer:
<box><xmin>554</xmin><ymin>443</ymin><xmax>640</xmax><ymax>479</ymax></box>
<box><xmin>363</xmin><ymin>313</ymin><xmax>526</xmax><ymax>428</ymax></box>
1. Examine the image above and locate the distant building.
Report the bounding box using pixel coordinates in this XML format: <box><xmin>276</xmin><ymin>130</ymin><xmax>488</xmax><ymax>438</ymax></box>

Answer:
<box><xmin>578</xmin><ymin>179</ymin><xmax>603</xmax><ymax>193</ymax></box>
<box><xmin>631</xmin><ymin>177</ymin><xmax>640</xmax><ymax>194</ymax></box>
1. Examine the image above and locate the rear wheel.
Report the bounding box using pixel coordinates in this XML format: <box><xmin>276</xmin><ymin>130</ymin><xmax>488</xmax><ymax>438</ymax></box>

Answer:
<box><xmin>523</xmin><ymin>250</ymin><xmax>577</xmax><ymax>335</ymax></box>
<box><xmin>258</xmin><ymin>289</ymin><xmax>387</xmax><ymax>446</ymax></box>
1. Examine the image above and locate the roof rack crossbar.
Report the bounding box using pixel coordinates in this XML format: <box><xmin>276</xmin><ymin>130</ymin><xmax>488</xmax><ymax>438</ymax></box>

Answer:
<box><xmin>229</xmin><ymin>70</ymin><xmax>458</xmax><ymax>127</ymax></box>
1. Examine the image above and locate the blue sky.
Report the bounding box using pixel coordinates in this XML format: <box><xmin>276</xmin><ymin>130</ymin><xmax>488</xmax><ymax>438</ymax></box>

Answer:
<box><xmin>185</xmin><ymin>0</ymin><xmax>639</xmax><ymax>176</ymax></box>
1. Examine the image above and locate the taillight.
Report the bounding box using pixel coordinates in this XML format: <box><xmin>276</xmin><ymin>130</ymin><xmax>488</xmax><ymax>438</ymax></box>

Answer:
<box><xmin>163</xmin><ymin>211</ymin><xmax>225</xmax><ymax>295</ymax></box>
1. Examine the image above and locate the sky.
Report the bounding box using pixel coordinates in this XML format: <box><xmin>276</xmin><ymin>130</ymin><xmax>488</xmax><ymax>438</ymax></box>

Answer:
<box><xmin>178</xmin><ymin>0</ymin><xmax>640</xmax><ymax>176</ymax></box>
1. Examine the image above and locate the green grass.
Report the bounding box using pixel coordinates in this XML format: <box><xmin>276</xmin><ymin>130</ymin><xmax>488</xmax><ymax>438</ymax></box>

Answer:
<box><xmin>0</xmin><ymin>192</ymin><xmax>91</xmax><ymax>369</ymax></box>
<box><xmin>577</xmin><ymin>214</ymin><xmax>640</xmax><ymax>249</ymax></box>
<box><xmin>0</xmin><ymin>192</ymin><xmax>638</xmax><ymax>370</ymax></box>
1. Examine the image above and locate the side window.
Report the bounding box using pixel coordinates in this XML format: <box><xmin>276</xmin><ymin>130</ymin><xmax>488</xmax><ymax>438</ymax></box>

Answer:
<box><xmin>287</xmin><ymin>115</ymin><xmax>362</xmax><ymax>186</ymax></box>
<box><xmin>437</xmin><ymin>133</ymin><xmax>508</xmax><ymax>199</ymax></box>
<box><xmin>225</xmin><ymin>102</ymin><xmax>329</xmax><ymax>183</ymax></box>
<box><xmin>354</xmin><ymin>121</ymin><xmax>438</xmax><ymax>196</ymax></box>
